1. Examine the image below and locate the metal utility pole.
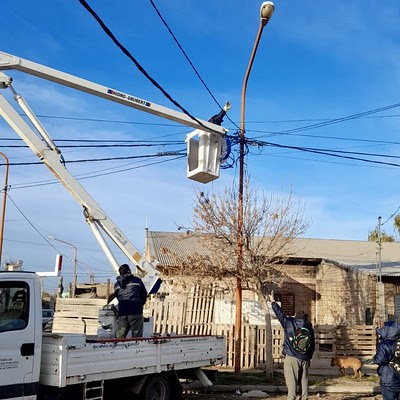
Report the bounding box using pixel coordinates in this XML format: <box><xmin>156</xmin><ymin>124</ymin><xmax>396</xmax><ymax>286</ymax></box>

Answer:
<box><xmin>235</xmin><ymin>1</ymin><xmax>274</xmax><ymax>376</ymax></box>
<box><xmin>0</xmin><ymin>152</ymin><xmax>9</xmax><ymax>267</ymax></box>
<box><xmin>377</xmin><ymin>216</ymin><xmax>382</xmax><ymax>282</ymax></box>
<box><xmin>375</xmin><ymin>216</ymin><xmax>385</xmax><ymax>325</ymax></box>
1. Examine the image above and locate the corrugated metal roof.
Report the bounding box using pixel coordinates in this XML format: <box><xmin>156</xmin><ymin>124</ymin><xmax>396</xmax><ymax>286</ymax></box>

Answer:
<box><xmin>146</xmin><ymin>231</ymin><xmax>211</xmax><ymax>266</ymax></box>
<box><xmin>146</xmin><ymin>231</ymin><xmax>400</xmax><ymax>276</ymax></box>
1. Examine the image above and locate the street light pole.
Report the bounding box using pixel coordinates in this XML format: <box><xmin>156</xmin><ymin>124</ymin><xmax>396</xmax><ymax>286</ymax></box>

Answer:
<box><xmin>235</xmin><ymin>1</ymin><xmax>274</xmax><ymax>376</ymax></box>
<box><xmin>48</xmin><ymin>236</ymin><xmax>78</xmax><ymax>297</ymax></box>
<box><xmin>0</xmin><ymin>152</ymin><xmax>9</xmax><ymax>267</ymax></box>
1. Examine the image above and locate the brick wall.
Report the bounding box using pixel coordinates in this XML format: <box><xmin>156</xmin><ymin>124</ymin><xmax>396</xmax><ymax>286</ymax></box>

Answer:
<box><xmin>272</xmin><ymin>264</ymin><xmax>317</xmax><ymax>322</ymax></box>
<box><xmin>163</xmin><ymin>261</ymin><xmax>384</xmax><ymax>326</ymax></box>
<box><xmin>315</xmin><ymin>261</ymin><xmax>375</xmax><ymax>325</ymax></box>
<box><xmin>270</xmin><ymin>262</ymin><xmax>377</xmax><ymax>325</ymax></box>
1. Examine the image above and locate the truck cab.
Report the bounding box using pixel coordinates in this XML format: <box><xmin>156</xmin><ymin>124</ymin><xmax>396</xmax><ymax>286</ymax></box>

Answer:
<box><xmin>0</xmin><ymin>272</ymin><xmax>42</xmax><ymax>399</ymax></box>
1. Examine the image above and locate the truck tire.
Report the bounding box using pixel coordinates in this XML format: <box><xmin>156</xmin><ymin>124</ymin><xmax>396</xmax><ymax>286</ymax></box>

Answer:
<box><xmin>142</xmin><ymin>374</ymin><xmax>171</xmax><ymax>400</ymax></box>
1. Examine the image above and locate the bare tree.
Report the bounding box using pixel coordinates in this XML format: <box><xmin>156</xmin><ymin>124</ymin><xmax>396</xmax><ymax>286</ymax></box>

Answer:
<box><xmin>173</xmin><ymin>178</ymin><xmax>309</xmax><ymax>377</ymax></box>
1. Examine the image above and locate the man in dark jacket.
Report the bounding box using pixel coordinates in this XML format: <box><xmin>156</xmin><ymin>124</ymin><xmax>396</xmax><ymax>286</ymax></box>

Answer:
<box><xmin>114</xmin><ymin>264</ymin><xmax>148</xmax><ymax>338</ymax></box>
<box><xmin>269</xmin><ymin>291</ymin><xmax>315</xmax><ymax>400</ymax></box>
<box><xmin>372</xmin><ymin>321</ymin><xmax>400</xmax><ymax>400</ymax></box>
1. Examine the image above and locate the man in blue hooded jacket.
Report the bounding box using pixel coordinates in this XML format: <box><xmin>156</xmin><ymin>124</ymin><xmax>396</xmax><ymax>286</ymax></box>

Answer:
<box><xmin>372</xmin><ymin>321</ymin><xmax>400</xmax><ymax>400</ymax></box>
<box><xmin>114</xmin><ymin>264</ymin><xmax>148</xmax><ymax>338</ymax></box>
<box><xmin>269</xmin><ymin>291</ymin><xmax>315</xmax><ymax>400</ymax></box>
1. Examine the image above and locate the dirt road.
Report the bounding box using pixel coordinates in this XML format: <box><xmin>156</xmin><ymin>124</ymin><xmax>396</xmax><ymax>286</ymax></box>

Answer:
<box><xmin>183</xmin><ymin>392</ymin><xmax>381</xmax><ymax>400</ymax></box>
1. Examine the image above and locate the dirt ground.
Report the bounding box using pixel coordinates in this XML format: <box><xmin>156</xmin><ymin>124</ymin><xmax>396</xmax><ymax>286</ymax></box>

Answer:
<box><xmin>180</xmin><ymin>368</ymin><xmax>381</xmax><ymax>400</ymax></box>
<box><xmin>183</xmin><ymin>393</ymin><xmax>381</xmax><ymax>400</ymax></box>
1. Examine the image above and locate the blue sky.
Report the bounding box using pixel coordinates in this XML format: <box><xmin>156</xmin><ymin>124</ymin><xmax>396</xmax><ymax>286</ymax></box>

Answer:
<box><xmin>1</xmin><ymin>0</ymin><xmax>400</xmax><ymax>292</ymax></box>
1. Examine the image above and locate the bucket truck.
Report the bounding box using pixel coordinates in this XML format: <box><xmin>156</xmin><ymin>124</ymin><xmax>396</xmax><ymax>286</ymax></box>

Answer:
<box><xmin>0</xmin><ymin>51</ymin><xmax>226</xmax><ymax>400</ymax></box>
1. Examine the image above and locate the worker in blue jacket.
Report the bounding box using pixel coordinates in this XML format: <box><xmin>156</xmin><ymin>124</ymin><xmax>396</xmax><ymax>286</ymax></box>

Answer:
<box><xmin>371</xmin><ymin>321</ymin><xmax>400</xmax><ymax>400</ymax></box>
<box><xmin>114</xmin><ymin>264</ymin><xmax>148</xmax><ymax>338</ymax></box>
<box><xmin>268</xmin><ymin>291</ymin><xmax>315</xmax><ymax>400</ymax></box>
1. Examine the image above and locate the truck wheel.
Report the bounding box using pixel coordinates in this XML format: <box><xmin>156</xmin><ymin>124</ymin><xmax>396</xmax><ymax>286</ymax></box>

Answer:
<box><xmin>142</xmin><ymin>374</ymin><xmax>171</xmax><ymax>400</ymax></box>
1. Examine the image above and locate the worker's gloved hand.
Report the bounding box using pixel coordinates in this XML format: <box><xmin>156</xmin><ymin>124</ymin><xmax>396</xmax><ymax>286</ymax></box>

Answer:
<box><xmin>268</xmin><ymin>290</ymin><xmax>275</xmax><ymax>303</ymax></box>
<box><xmin>223</xmin><ymin>101</ymin><xmax>231</xmax><ymax>112</ymax></box>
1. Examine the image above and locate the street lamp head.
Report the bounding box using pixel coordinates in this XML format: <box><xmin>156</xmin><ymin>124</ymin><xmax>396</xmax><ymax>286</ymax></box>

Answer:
<box><xmin>260</xmin><ymin>1</ymin><xmax>274</xmax><ymax>25</ymax></box>
<box><xmin>48</xmin><ymin>235</ymin><xmax>54</xmax><ymax>240</ymax></box>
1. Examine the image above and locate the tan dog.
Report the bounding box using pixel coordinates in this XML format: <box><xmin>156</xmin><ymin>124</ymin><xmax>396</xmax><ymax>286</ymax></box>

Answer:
<box><xmin>331</xmin><ymin>356</ymin><xmax>363</xmax><ymax>378</ymax></box>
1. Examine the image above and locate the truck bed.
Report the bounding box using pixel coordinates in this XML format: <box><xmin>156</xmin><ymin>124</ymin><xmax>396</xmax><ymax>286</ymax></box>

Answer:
<box><xmin>40</xmin><ymin>333</ymin><xmax>225</xmax><ymax>387</ymax></box>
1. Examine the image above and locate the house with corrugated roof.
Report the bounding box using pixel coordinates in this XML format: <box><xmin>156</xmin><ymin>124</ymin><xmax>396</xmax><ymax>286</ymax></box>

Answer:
<box><xmin>145</xmin><ymin>230</ymin><xmax>400</xmax><ymax>326</ymax></box>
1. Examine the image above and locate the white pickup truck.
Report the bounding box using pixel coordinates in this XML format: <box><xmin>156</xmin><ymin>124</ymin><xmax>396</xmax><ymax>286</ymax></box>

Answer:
<box><xmin>0</xmin><ymin>271</ymin><xmax>225</xmax><ymax>400</ymax></box>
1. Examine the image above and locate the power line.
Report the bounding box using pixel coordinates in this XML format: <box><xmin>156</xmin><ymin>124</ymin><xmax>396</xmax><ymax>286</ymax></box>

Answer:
<box><xmin>1</xmin><ymin>150</ymin><xmax>186</xmax><ymax>166</ymax></box>
<box><xmin>381</xmin><ymin>206</ymin><xmax>400</xmax><ymax>226</ymax></box>
<box><xmin>250</xmin><ymin>139</ymin><xmax>400</xmax><ymax>168</ymax></box>
<box><xmin>250</xmin><ymin>101</ymin><xmax>400</xmax><ymax>138</ymax></box>
<box><xmin>3</xmin><ymin>105</ymin><xmax>400</xmax><ymax>145</ymax></box>
<box><xmin>0</xmin><ymin>141</ymin><xmax>185</xmax><ymax>149</ymax></box>
<box><xmin>6</xmin><ymin>193</ymin><xmax>60</xmax><ymax>250</ymax></box>
<box><xmin>246</xmin><ymin>128</ymin><xmax>400</xmax><ymax>146</ymax></box>
<box><xmin>251</xmin><ymin>151</ymin><xmax>397</xmax><ymax>170</ymax></box>
<box><xmin>148</xmin><ymin>0</ymin><xmax>239</xmax><ymax>130</ymax></box>
<box><xmin>77</xmin><ymin>0</ymin><xmax>218</xmax><ymax>134</ymax></box>
<box><xmin>11</xmin><ymin>110</ymin><xmax>400</xmax><ymax>127</ymax></box>
<box><xmin>10</xmin><ymin>154</ymin><xmax>186</xmax><ymax>189</ymax></box>
<box><xmin>243</xmin><ymin>113</ymin><xmax>400</xmax><ymax>124</ymax></box>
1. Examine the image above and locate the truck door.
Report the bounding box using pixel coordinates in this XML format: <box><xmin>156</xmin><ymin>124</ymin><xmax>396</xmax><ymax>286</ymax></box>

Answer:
<box><xmin>0</xmin><ymin>277</ymin><xmax>37</xmax><ymax>399</ymax></box>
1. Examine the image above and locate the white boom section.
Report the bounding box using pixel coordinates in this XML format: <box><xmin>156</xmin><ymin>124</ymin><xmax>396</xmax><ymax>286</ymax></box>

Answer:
<box><xmin>0</xmin><ymin>51</ymin><xmax>227</xmax><ymax>135</ymax></box>
<box><xmin>0</xmin><ymin>79</ymin><xmax>159</xmax><ymax>292</ymax></box>
<box><xmin>0</xmin><ymin>51</ymin><xmax>227</xmax><ymax>294</ymax></box>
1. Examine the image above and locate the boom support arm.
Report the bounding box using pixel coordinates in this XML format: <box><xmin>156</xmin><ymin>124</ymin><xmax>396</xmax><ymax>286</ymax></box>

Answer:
<box><xmin>0</xmin><ymin>82</ymin><xmax>159</xmax><ymax>292</ymax></box>
<box><xmin>0</xmin><ymin>51</ymin><xmax>227</xmax><ymax>293</ymax></box>
<box><xmin>0</xmin><ymin>52</ymin><xmax>227</xmax><ymax>293</ymax></box>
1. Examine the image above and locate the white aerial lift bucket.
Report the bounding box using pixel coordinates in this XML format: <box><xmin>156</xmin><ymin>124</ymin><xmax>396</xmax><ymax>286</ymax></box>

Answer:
<box><xmin>186</xmin><ymin>129</ymin><xmax>224</xmax><ymax>184</ymax></box>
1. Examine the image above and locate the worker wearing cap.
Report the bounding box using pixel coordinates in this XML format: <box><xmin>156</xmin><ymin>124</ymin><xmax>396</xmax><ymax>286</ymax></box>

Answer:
<box><xmin>114</xmin><ymin>264</ymin><xmax>148</xmax><ymax>338</ymax></box>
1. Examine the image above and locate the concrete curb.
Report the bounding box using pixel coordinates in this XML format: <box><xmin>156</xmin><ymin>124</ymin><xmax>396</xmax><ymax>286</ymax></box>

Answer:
<box><xmin>308</xmin><ymin>385</ymin><xmax>381</xmax><ymax>394</ymax></box>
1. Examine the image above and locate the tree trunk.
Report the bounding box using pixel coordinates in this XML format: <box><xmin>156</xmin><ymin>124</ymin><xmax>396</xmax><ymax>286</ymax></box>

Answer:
<box><xmin>257</xmin><ymin>292</ymin><xmax>274</xmax><ymax>379</ymax></box>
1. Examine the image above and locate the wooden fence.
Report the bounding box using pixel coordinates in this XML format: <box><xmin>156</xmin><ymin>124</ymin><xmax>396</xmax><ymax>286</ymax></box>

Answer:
<box><xmin>147</xmin><ymin>296</ymin><xmax>377</xmax><ymax>368</ymax></box>
<box><xmin>151</xmin><ymin>284</ymin><xmax>216</xmax><ymax>335</ymax></box>
<box><xmin>52</xmin><ymin>289</ymin><xmax>377</xmax><ymax>369</ymax></box>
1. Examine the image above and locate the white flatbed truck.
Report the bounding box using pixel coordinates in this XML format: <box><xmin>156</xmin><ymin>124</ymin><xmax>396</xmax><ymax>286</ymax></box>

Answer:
<box><xmin>0</xmin><ymin>52</ymin><xmax>228</xmax><ymax>400</ymax></box>
<box><xmin>0</xmin><ymin>271</ymin><xmax>225</xmax><ymax>400</ymax></box>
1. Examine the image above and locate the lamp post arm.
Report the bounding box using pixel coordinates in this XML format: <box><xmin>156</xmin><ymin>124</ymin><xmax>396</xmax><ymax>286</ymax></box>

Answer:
<box><xmin>240</xmin><ymin>22</ymin><xmax>266</xmax><ymax>136</ymax></box>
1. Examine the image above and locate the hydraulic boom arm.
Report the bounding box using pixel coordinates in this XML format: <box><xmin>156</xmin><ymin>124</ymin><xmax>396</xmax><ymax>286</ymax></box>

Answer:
<box><xmin>0</xmin><ymin>51</ymin><xmax>227</xmax><ymax>293</ymax></box>
<box><xmin>0</xmin><ymin>51</ymin><xmax>226</xmax><ymax>135</ymax></box>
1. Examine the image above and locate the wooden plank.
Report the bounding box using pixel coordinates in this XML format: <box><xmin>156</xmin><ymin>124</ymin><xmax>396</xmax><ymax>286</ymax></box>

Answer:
<box><xmin>56</xmin><ymin>298</ymin><xmax>107</xmax><ymax>307</ymax></box>
<box><xmin>52</xmin><ymin>317</ymin><xmax>99</xmax><ymax>335</ymax></box>
<box><xmin>55</xmin><ymin>310</ymin><xmax>102</xmax><ymax>319</ymax></box>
